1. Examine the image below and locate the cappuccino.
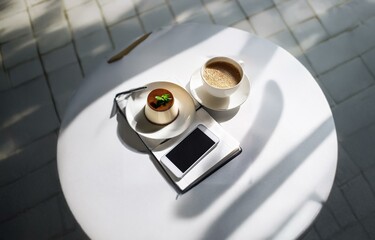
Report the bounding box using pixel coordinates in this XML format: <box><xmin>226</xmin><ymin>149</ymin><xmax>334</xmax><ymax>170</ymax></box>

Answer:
<box><xmin>203</xmin><ymin>61</ymin><xmax>241</xmax><ymax>89</ymax></box>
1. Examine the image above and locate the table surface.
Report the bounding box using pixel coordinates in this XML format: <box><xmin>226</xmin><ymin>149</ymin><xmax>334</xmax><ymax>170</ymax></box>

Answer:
<box><xmin>57</xmin><ymin>23</ymin><xmax>337</xmax><ymax>240</ymax></box>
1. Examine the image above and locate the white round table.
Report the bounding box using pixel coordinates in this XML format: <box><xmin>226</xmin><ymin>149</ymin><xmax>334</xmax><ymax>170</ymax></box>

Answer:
<box><xmin>58</xmin><ymin>23</ymin><xmax>337</xmax><ymax>240</ymax></box>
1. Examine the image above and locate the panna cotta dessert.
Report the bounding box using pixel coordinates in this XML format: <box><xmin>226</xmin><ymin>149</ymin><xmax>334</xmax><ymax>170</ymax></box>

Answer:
<box><xmin>144</xmin><ymin>88</ymin><xmax>179</xmax><ymax>125</ymax></box>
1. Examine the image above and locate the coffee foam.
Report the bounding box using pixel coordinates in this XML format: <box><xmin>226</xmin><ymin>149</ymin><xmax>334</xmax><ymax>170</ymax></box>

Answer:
<box><xmin>203</xmin><ymin>61</ymin><xmax>241</xmax><ymax>89</ymax></box>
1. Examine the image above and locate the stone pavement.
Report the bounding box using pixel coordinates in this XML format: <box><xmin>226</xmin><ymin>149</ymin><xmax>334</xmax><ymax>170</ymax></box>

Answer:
<box><xmin>1</xmin><ymin>0</ymin><xmax>375</xmax><ymax>239</ymax></box>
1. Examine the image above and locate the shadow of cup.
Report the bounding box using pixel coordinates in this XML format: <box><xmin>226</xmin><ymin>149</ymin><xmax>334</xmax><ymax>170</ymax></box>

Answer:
<box><xmin>116</xmin><ymin>113</ymin><xmax>148</xmax><ymax>153</ymax></box>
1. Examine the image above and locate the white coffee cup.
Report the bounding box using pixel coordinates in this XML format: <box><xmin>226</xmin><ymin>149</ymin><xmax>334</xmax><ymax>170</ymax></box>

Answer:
<box><xmin>201</xmin><ymin>56</ymin><xmax>244</xmax><ymax>98</ymax></box>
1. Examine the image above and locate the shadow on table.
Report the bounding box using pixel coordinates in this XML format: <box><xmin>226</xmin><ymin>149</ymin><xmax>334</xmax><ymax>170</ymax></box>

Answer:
<box><xmin>116</xmin><ymin>113</ymin><xmax>148</xmax><ymax>153</ymax></box>
<box><xmin>175</xmin><ymin>79</ymin><xmax>283</xmax><ymax>215</ymax></box>
<box><xmin>201</xmin><ymin>116</ymin><xmax>334</xmax><ymax>240</ymax></box>
<box><xmin>175</xmin><ymin>75</ymin><xmax>335</xmax><ymax>237</ymax></box>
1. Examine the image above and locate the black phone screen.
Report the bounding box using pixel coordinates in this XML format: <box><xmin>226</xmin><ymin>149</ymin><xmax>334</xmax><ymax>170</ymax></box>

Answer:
<box><xmin>166</xmin><ymin>127</ymin><xmax>216</xmax><ymax>173</ymax></box>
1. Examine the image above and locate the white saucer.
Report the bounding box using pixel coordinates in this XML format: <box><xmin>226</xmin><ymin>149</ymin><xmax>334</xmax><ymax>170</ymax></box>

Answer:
<box><xmin>189</xmin><ymin>69</ymin><xmax>250</xmax><ymax>111</ymax></box>
<box><xmin>125</xmin><ymin>81</ymin><xmax>196</xmax><ymax>140</ymax></box>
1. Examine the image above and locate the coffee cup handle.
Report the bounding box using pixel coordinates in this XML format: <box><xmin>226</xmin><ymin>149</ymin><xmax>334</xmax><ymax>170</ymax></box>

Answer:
<box><xmin>238</xmin><ymin>60</ymin><xmax>245</xmax><ymax>66</ymax></box>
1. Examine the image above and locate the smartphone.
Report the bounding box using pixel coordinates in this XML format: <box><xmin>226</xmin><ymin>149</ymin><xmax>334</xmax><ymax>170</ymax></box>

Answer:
<box><xmin>161</xmin><ymin>124</ymin><xmax>219</xmax><ymax>179</ymax></box>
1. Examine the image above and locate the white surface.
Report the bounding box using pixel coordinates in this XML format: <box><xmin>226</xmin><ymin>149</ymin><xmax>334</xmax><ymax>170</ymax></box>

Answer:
<box><xmin>57</xmin><ymin>23</ymin><xmax>337</xmax><ymax>240</ymax></box>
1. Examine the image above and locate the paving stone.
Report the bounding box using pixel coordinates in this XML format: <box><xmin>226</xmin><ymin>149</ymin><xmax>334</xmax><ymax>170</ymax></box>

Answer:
<box><xmin>364</xmin><ymin>166</ymin><xmax>375</xmax><ymax>194</ymax></box>
<box><xmin>75</xmin><ymin>29</ymin><xmax>112</xmax><ymax>59</ymax></box>
<box><xmin>80</xmin><ymin>51</ymin><xmax>110</xmax><ymax>76</ymax></box>
<box><xmin>274</xmin><ymin>0</ymin><xmax>293</xmax><ymax>3</ymax></box>
<box><xmin>0</xmin><ymin>76</ymin><xmax>60</xmax><ymax>158</ymax></box>
<box><xmin>314</xmin><ymin>206</ymin><xmax>340</xmax><ymax>239</ymax></box>
<box><xmin>47</xmin><ymin>63</ymin><xmax>83</xmax><ymax>99</ymax></box>
<box><xmin>306</xmin><ymin>32</ymin><xmax>357</xmax><ymax>74</ymax></box>
<box><xmin>1</xmin><ymin>34</ymin><xmax>38</xmax><ymax>69</ymax></box>
<box><xmin>0</xmin><ymin>161</ymin><xmax>60</xmax><ymax>222</ymax></box>
<box><xmin>0</xmin><ymin>195</ymin><xmax>65</xmax><ymax>240</ymax></box>
<box><xmin>331</xmin><ymin>223</ymin><xmax>370</xmax><ymax>240</ymax></box>
<box><xmin>97</xmin><ymin>0</ymin><xmax>111</xmax><ymax>6</ymax></box>
<box><xmin>267</xmin><ymin>29</ymin><xmax>303</xmax><ymax>57</ymax></box>
<box><xmin>0</xmin><ymin>11</ymin><xmax>33</xmax><ymax>44</ymax></box>
<box><xmin>186</xmin><ymin>13</ymin><xmax>214</xmax><ymax>24</ymax></box>
<box><xmin>169</xmin><ymin>0</ymin><xmax>210</xmax><ymax>24</ymax></box>
<box><xmin>75</xmin><ymin>30</ymin><xmax>113</xmax><ymax>75</ymax></box>
<box><xmin>58</xmin><ymin>194</ymin><xmax>77</xmax><ymax>232</ymax></box>
<box><xmin>352</xmin><ymin>0</ymin><xmax>375</xmax><ymax>22</ymax></box>
<box><xmin>351</xmin><ymin>17</ymin><xmax>375</xmax><ymax>54</ymax></box>
<box><xmin>133</xmin><ymin>0</ymin><xmax>165</xmax><ymax>13</ymax></box>
<box><xmin>0</xmin><ymin>133</ymin><xmax>57</xmax><ymax>186</ymax></box>
<box><xmin>296</xmin><ymin>54</ymin><xmax>317</xmax><ymax>77</ymax></box>
<box><xmin>139</xmin><ymin>4</ymin><xmax>175</xmax><ymax>33</ymax></box>
<box><xmin>66</xmin><ymin>1</ymin><xmax>106</xmax><ymax>39</ymax></box>
<box><xmin>291</xmin><ymin>18</ymin><xmax>329</xmax><ymax>51</ymax></box>
<box><xmin>232</xmin><ymin>19</ymin><xmax>255</xmax><ymax>34</ymax></box>
<box><xmin>250</xmin><ymin>7</ymin><xmax>287</xmax><ymax>37</ymax></box>
<box><xmin>54</xmin><ymin>92</ymin><xmax>76</xmax><ymax>119</ymax></box>
<box><xmin>0</xmin><ymin>0</ymin><xmax>26</xmax><ymax>20</ymax></box>
<box><xmin>313</xmin><ymin>77</ymin><xmax>336</xmax><ymax>108</ymax></box>
<box><xmin>277</xmin><ymin>0</ymin><xmax>315</xmax><ymax>27</ymax></box>
<box><xmin>169</xmin><ymin>0</ymin><xmax>205</xmax><ymax>19</ymax></box>
<box><xmin>8</xmin><ymin>58</ymin><xmax>44</xmax><ymax>86</ymax></box>
<box><xmin>61</xmin><ymin>227</ymin><xmax>90</xmax><ymax>240</ymax></box>
<box><xmin>361</xmin><ymin>211</ymin><xmax>375</xmax><ymax>239</ymax></box>
<box><xmin>319</xmin><ymin>2</ymin><xmax>360</xmax><ymax>36</ymax></box>
<box><xmin>335</xmin><ymin>144</ymin><xmax>360</xmax><ymax>186</ymax></box>
<box><xmin>341</xmin><ymin>121</ymin><xmax>375</xmax><ymax>170</ymax></box>
<box><xmin>29</xmin><ymin>0</ymin><xmax>65</xmax><ymax>34</ymax></box>
<box><xmin>26</xmin><ymin>0</ymin><xmax>45</xmax><ymax>7</ymax></box>
<box><xmin>42</xmin><ymin>43</ymin><xmax>78</xmax><ymax>73</ymax></box>
<box><xmin>299</xmin><ymin>227</ymin><xmax>321</xmax><ymax>240</ymax></box>
<box><xmin>101</xmin><ymin>0</ymin><xmax>136</xmax><ymax>26</ymax></box>
<box><xmin>0</xmin><ymin>69</ymin><xmax>11</xmax><ymax>92</ymax></box>
<box><xmin>326</xmin><ymin>185</ymin><xmax>357</xmax><ymax>228</ymax></box>
<box><xmin>36</xmin><ymin>21</ymin><xmax>72</xmax><ymax>54</ymax></box>
<box><xmin>332</xmin><ymin>85</ymin><xmax>375</xmax><ymax>140</ymax></box>
<box><xmin>204</xmin><ymin>0</ymin><xmax>246</xmax><ymax>26</ymax></box>
<box><xmin>308</xmin><ymin>0</ymin><xmax>348</xmax><ymax>15</ymax></box>
<box><xmin>0</xmin><ymin>54</ymin><xmax>11</xmax><ymax>92</ymax></box>
<box><xmin>109</xmin><ymin>17</ymin><xmax>144</xmax><ymax>50</ymax></box>
<box><xmin>63</xmin><ymin>0</ymin><xmax>93</xmax><ymax>10</ymax></box>
<box><xmin>238</xmin><ymin>0</ymin><xmax>274</xmax><ymax>17</ymax></box>
<box><xmin>362</xmin><ymin>47</ymin><xmax>375</xmax><ymax>77</ymax></box>
<box><xmin>341</xmin><ymin>174</ymin><xmax>375</xmax><ymax>219</ymax></box>
<box><xmin>319</xmin><ymin>58</ymin><xmax>374</xmax><ymax>103</ymax></box>
<box><xmin>47</xmin><ymin>62</ymin><xmax>83</xmax><ymax>118</ymax></box>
